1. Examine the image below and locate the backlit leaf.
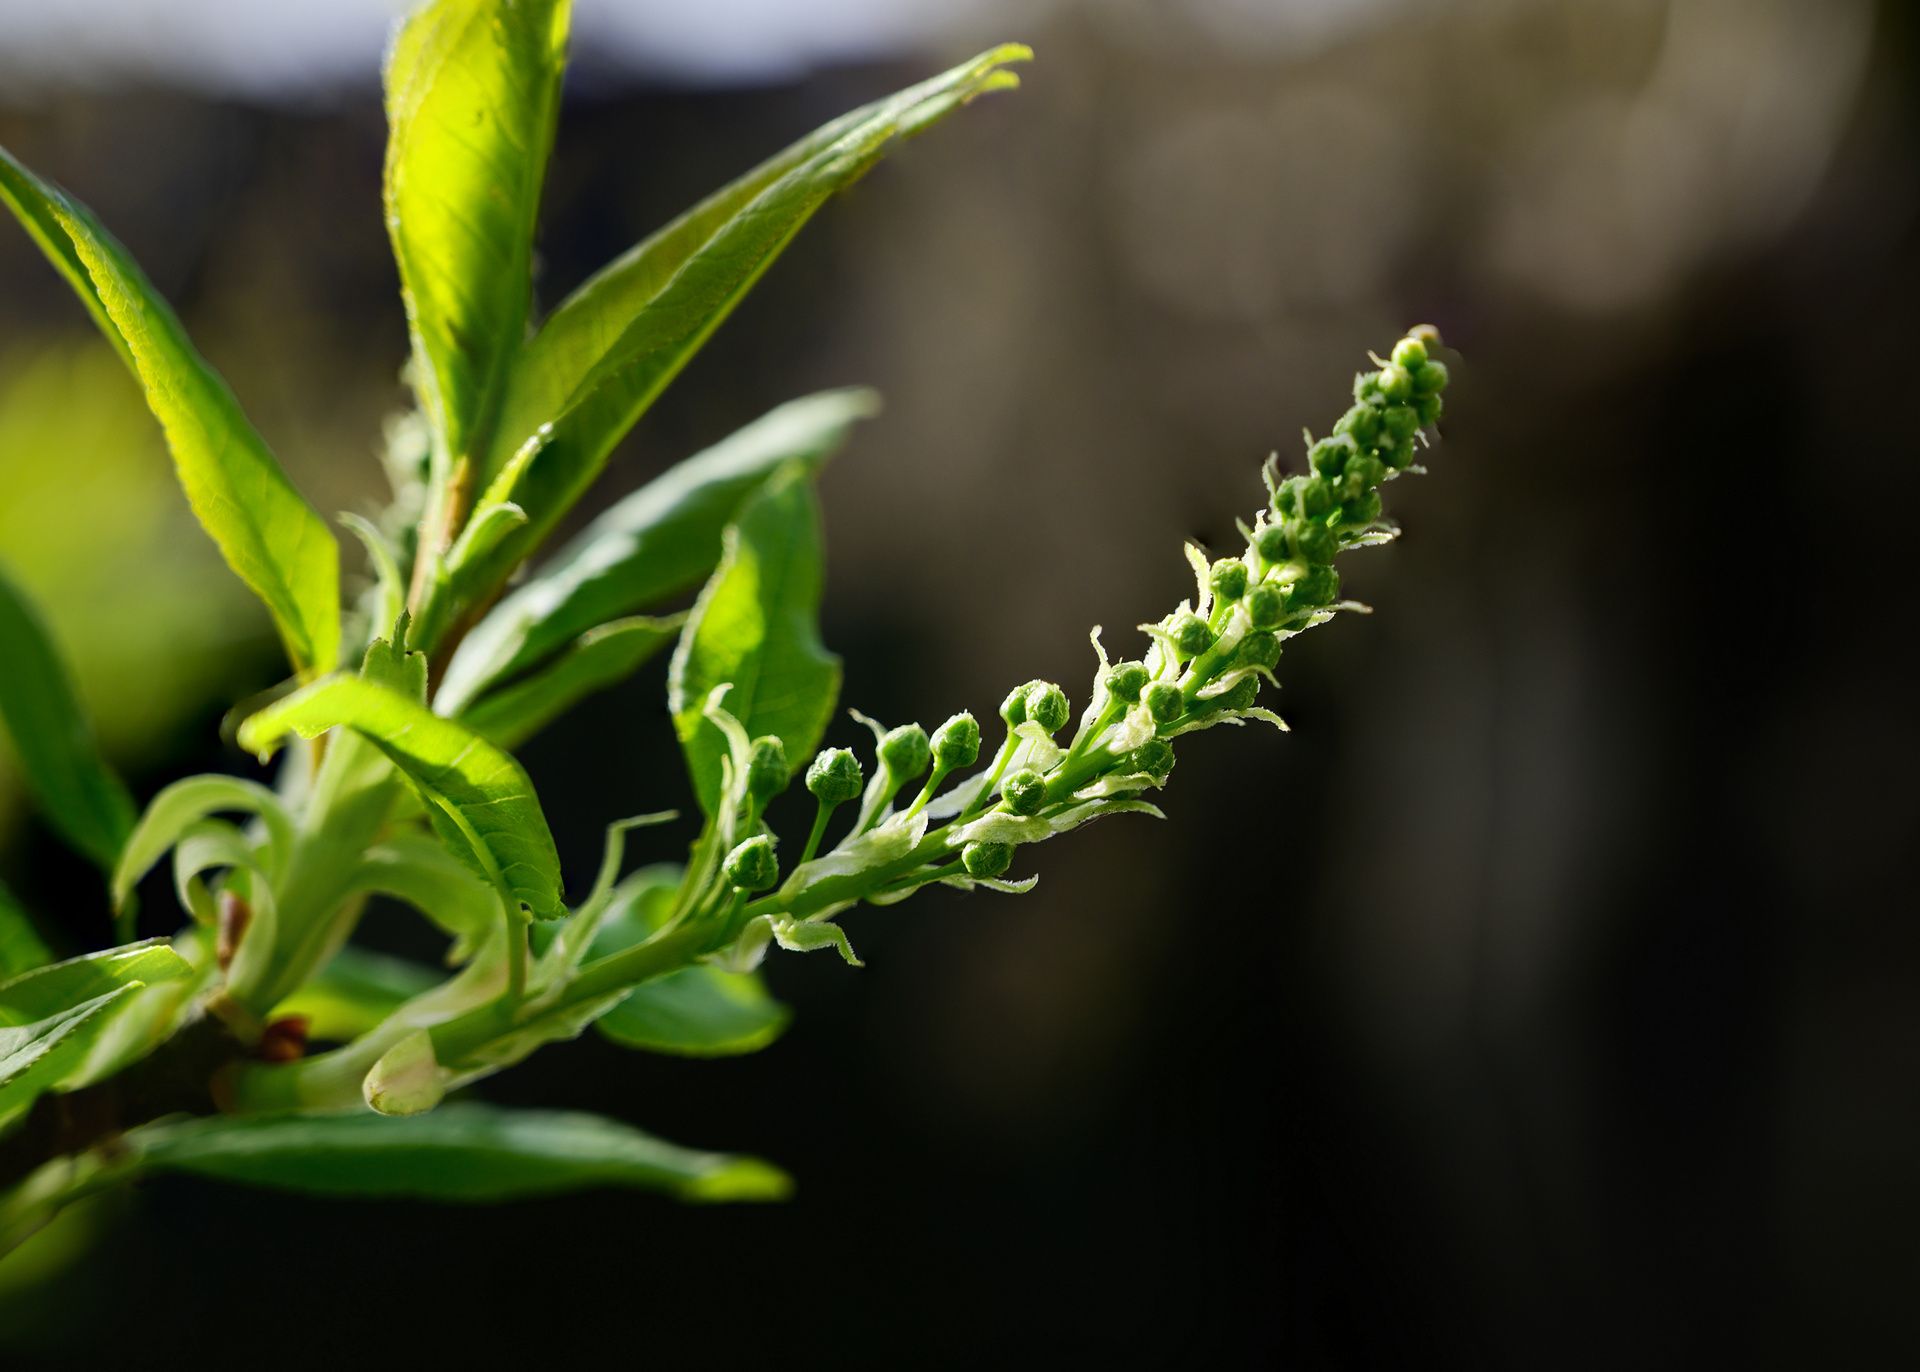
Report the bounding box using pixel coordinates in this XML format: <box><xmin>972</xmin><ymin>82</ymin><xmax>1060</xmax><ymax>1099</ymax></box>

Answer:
<box><xmin>238</xmin><ymin>676</ymin><xmax>565</xmax><ymax>920</ymax></box>
<box><xmin>668</xmin><ymin>463</ymin><xmax>839</xmax><ymax>815</ymax></box>
<box><xmin>385</xmin><ymin>0</ymin><xmax>570</xmax><ymax>480</ymax></box>
<box><xmin>447</xmin><ymin>45</ymin><xmax>1028</xmax><ymax>598</ymax></box>
<box><xmin>437</xmin><ymin>389</ymin><xmax>874</xmax><ymax>713</ymax></box>
<box><xmin>0</xmin><ymin>146</ymin><xmax>340</xmax><ymax>677</ymax></box>
<box><xmin>0</xmin><ymin>940</ymin><xmax>190</xmax><ymax>1027</ymax></box>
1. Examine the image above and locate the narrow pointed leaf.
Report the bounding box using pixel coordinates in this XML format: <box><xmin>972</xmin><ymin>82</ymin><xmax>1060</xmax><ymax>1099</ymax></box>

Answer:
<box><xmin>385</xmin><ymin>0</ymin><xmax>570</xmax><ymax>479</ymax></box>
<box><xmin>0</xmin><ymin>563</ymin><xmax>134</xmax><ymax>871</ymax></box>
<box><xmin>348</xmin><ymin>833</ymin><xmax>502</xmax><ymax>959</ymax></box>
<box><xmin>459</xmin><ymin>614</ymin><xmax>680</xmax><ymax>749</ymax></box>
<box><xmin>668</xmin><ymin>464</ymin><xmax>839</xmax><ymax>815</ymax></box>
<box><xmin>238</xmin><ymin>676</ymin><xmax>565</xmax><ymax>920</ymax></box>
<box><xmin>450</xmin><ymin>45</ymin><xmax>1028</xmax><ymax>594</ymax></box>
<box><xmin>0</xmin><ymin>145</ymin><xmax>340</xmax><ymax>676</ymax></box>
<box><xmin>125</xmin><ymin>1103</ymin><xmax>789</xmax><ymax>1203</ymax></box>
<box><xmin>111</xmin><ymin>776</ymin><xmax>295</xmax><ymax>914</ymax></box>
<box><xmin>438</xmin><ymin>389</ymin><xmax>875</xmax><ymax>712</ymax></box>
<box><xmin>0</xmin><ymin>986</ymin><xmax>137</xmax><ymax>1124</ymax></box>
<box><xmin>0</xmin><ymin>939</ymin><xmax>190</xmax><ymax>1026</ymax></box>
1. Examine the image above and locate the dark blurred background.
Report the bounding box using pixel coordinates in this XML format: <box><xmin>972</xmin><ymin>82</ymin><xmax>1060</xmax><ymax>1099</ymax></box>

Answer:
<box><xmin>2</xmin><ymin>0</ymin><xmax>1917</xmax><ymax>1366</ymax></box>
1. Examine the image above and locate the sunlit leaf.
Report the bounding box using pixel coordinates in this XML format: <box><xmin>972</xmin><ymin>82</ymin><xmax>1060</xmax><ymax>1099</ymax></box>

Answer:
<box><xmin>0</xmin><ymin>146</ymin><xmax>341</xmax><ymax>677</ymax></box>
<box><xmin>111</xmin><ymin>776</ymin><xmax>295</xmax><ymax>915</ymax></box>
<box><xmin>459</xmin><ymin>614</ymin><xmax>680</xmax><ymax>749</ymax></box>
<box><xmin>238</xmin><ymin>675</ymin><xmax>565</xmax><ymax>920</ymax></box>
<box><xmin>126</xmin><ymin>1103</ymin><xmax>789</xmax><ymax>1203</ymax></box>
<box><xmin>0</xmin><ymin>940</ymin><xmax>190</xmax><ymax>1027</ymax></box>
<box><xmin>668</xmin><ymin>464</ymin><xmax>839</xmax><ymax>815</ymax></box>
<box><xmin>446</xmin><ymin>45</ymin><xmax>1028</xmax><ymax>599</ymax></box>
<box><xmin>385</xmin><ymin>0</ymin><xmax>569</xmax><ymax>488</ymax></box>
<box><xmin>0</xmin><ymin>986</ymin><xmax>137</xmax><ymax>1125</ymax></box>
<box><xmin>437</xmin><ymin>388</ymin><xmax>875</xmax><ymax>712</ymax></box>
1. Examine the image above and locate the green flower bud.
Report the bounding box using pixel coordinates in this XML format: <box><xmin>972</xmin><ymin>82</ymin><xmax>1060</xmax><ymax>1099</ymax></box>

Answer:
<box><xmin>1382</xmin><ymin>435</ymin><xmax>1417</xmax><ymax>470</ymax></box>
<box><xmin>1144</xmin><ymin>681</ymin><xmax>1183</xmax><ymax>724</ymax></box>
<box><xmin>1342</xmin><ymin>454</ymin><xmax>1385</xmax><ymax>500</ymax></box>
<box><xmin>1341</xmin><ymin>490</ymin><xmax>1383</xmax><ymax>526</ymax></box>
<box><xmin>1293</xmin><ymin>518</ymin><xmax>1338</xmax><ymax>566</ymax></box>
<box><xmin>746</xmin><ymin>736</ymin><xmax>789</xmax><ymax>805</ymax></box>
<box><xmin>1170</xmin><ymin>612</ymin><xmax>1213</xmax><ymax>658</ymax></box>
<box><xmin>1000</xmin><ymin>768</ymin><xmax>1047</xmax><ymax>816</ymax></box>
<box><xmin>1288</xmin><ymin>562</ymin><xmax>1340</xmax><ymax>609</ymax></box>
<box><xmin>1415</xmin><ymin>392</ymin><xmax>1444</xmax><ymax>427</ymax></box>
<box><xmin>1353</xmin><ymin>372</ymin><xmax>1385</xmax><ymax>406</ymax></box>
<box><xmin>1210</xmin><ymin>558</ymin><xmax>1248</xmax><ymax>603</ymax></box>
<box><xmin>1205</xmin><ymin>675</ymin><xmax>1259</xmax><ymax>712</ymax></box>
<box><xmin>961</xmin><ymin>840</ymin><xmax>1014</xmax><ymax>879</ymax></box>
<box><xmin>999</xmin><ymin>681</ymin><xmax>1034</xmax><ymax>727</ymax></box>
<box><xmin>930</xmin><ymin>712</ymin><xmax>981</xmax><ymax>771</ymax></box>
<box><xmin>1390</xmin><ymin>336</ymin><xmax>1428</xmax><ymax>371</ymax></box>
<box><xmin>1254</xmin><ymin>521</ymin><xmax>1291</xmax><ymax>563</ymax></box>
<box><xmin>805</xmin><ymin>747</ymin><xmax>864</xmax><ymax>807</ymax></box>
<box><xmin>879</xmin><ymin>723</ymin><xmax>931</xmax><ymax>781</ymax></box>
<box><xmin>1300</xmin><ymin>476</ymin><xmax>1336</xmax><ymax>518</ymax></box>
<box><xmin>1412</xmin><ymin>359</ymin><xmax>1449</xmax><ymax>394</ymax></box>
<box><xmin>1272</xmin><ymin>477</ymin><xmax>1301</xmax><ymax>517</ymax></box>
<box><xmin>1309</xmin><ymin>434</ymin><xmax>1356</xmax><ymax>478</ymax></box>
<box><xmin>724</xmin><ymin>835</ymin><xmax>780</xmax><ymax>893</ymax></box>
<box><xmin>1132</xmin><ymin>739</ymin><xmax>1176</xmax><ymax>781</ymax></box>
<box><xmin>1107</xmin><ymin>660</ymin><xmax>1151</xmax><ymax>703</ymax></box>
<box><xmin>1334</xmin><ymin>403</ymin><xmax>1383</xmax><ymax>445</ymax></box>
<box><xmin>1380</xmin><ymin>403</ymin><xmax>1420</xmax><ymax>442</ymax></box>
<box><xmin>1246</xmin><ymin>582</ymin><xmax>1286</xmax><ymax>630</ymax></box>
<box><xmin>1379</xmin><ymin>364</ymin><xmax>1414</xmax><ymax>403</ymax></box>
<box><xmin>1025</xmin><ymin>682</ymin><xmax>1070</xmax><ymax>735</ymax></box>
<box><xmin>1238</xmin><ymin>630</ymin><xmax>1281</xmax><ymax>671</ymax></box>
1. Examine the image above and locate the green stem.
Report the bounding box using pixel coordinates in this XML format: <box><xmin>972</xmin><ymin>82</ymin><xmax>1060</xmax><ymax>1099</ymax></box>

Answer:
<box><xmin>797</xmin><ymin>801</ymin><xmax>836</xmax><ymax>867</ymax></box>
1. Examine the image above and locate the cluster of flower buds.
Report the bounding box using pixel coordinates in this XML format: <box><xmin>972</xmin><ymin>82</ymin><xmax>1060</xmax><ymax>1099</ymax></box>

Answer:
<box><xmin>707</xmin><ymin>330</ymin><xmax>1450</xmax><ymax>968</ymax></box>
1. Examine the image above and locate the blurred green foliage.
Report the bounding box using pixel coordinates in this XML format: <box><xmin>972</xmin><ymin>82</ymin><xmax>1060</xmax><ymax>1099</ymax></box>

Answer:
<box><xmin>0</xmin><ymin>340</ymin><xmax>262</xmax><ymax>831</ymax></box>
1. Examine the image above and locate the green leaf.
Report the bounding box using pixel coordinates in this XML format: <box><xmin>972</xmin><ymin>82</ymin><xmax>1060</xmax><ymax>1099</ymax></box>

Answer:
<box><xmin>238</xmin><ymin>676</ymin><xmax>565</xmax><ymax>920</ymax></box>
<box><xmin>0</xmin><ymin>882</ymin><xmax>51</xmax><ymax>980</ymax></box>
<box><xmin>111</xmin><ymin>776</ymin><xmax>295</xmax><ymax>914</ymax></box>
<box><xmin>126</xmin><ymin>1103</ymin><xmax>790</xmax><ymax>1203</ymax></box>
<box><xmin>0</xmin><ymin>987</ymin><xmax>137</xmax><ymax>1125</ymax></box>
<box><xmin>459</xmin><ymin>614</ymin><xmax>680</xmax><ymax>749</ymax></box>
<box><xmin>348</xmin><ymin>833</ymin><xmax>502</xmax><ymax>962</ymax></box>
<box><xmin>448</xmin><ymin>45</ymin><xmax>1028</xmax><ymax>597</ymax></box>
<box><xmin>0</xmin><ymin>562</ymin><xmax>135</xmax><ymax>872</ymax></box>
<box><xmin>590</xmin><ymin>873</ymin><xmax>788</xmax><ymax>1058</ymax></box>
<box><xmin>0</xmin><ymin>939</ymin><xmax>190</xmax><ymax>1027</ymax></box>
<box><xmin>437</xmin><ymin>389</ymin><xmax>875</xmax><ymax>713</ymax></box>
<box><xmin>385</xmin><ymin>0</ymin><xmax>570</xmax><ymax>482</ymax></box>
<box><xmin>273</xmin><ymin>945</ymin><xmax>440</xmax><ymax>1043</ymax></box>
<box><xmin>668</xmin><ymin>463</ymin><xmax>839</xmax><ymax>815</ymax></box>
<box><xmin>0</xmin><ymin>145</ymin><xmax>341</xmax><ymax>677</ymax></box>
